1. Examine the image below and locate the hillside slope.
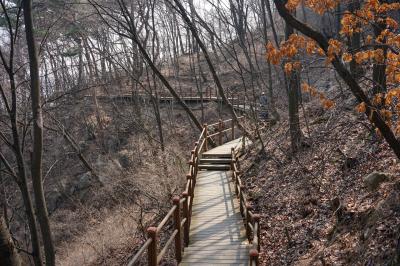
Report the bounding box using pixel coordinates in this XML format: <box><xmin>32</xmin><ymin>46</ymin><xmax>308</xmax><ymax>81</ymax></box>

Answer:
<box><xmin>241</xmin><ymin>74</ymin><xmax>400</xmax><ymax>265</ymax></box>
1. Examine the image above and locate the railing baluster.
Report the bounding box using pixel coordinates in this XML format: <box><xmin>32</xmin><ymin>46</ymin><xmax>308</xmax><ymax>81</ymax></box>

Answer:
<box><xmin>231</xmin><ymin>118</ymin><xmax>235</xmax><ymax>140</ymax></box>
<box><xmin>190</xmin><ymin>150</ymin><xmax>195</xmax><ymax>177</ymax></box>
<box><xmin>246</xmin><ymin>203</ymin><xmax>253</xmax><ymax>240</ymax></box>
<box><xmin>182</xmin><ymin>192</ymin><xmax>190</xmax><ymax>247</ymax></box>
<box><xmin>187</xmin><ymin>173</ymin><xmax>194</xmax><ymax>221</ymax></box>
<box><xmin>204</xmin><ymin>124</ymin><xmax>208</xmax><ymax>151</ymax></box>
<box><xmin>194</xmin><ymin>142</ymin><xmax>199</xmax><ymax>177</ymax></box>
<box><xmin>186</xmin><ymin>173</ymin><xmax>193</xmax><ymax>201</ymax></box>
<box><xmin>253</xmin><ymin>214</ymin><xmax>261</xmax><ymax>251</ymax></box>
<box><xmin>249</xmin><ymin>249</ymin><xmax>259</xmax><ymax>266</ymax></box>
<box><xmin>218</xmin><ymin>119</ymin><xmax>223</xmax><ymax>145</ymax></box>
<box><xmin>147</xmin><ymin>227</ymin><xmax>157</xmax><ymax>266</ymax></box>
<box><xmin>234</xmin><ymin>172</ymin><xmax>239</xmax><ymax>194</ymax></box>
<box><xmin>239</xmin><ymin>185</ymin><xmax>245</xmax><ymax>216</ymax></box>
<box><xmin>231</xmin><ymin>147</ymin><xmax>235</xmax><ymax>171</ymax></box>
<box><xmin>173</xmin><ymin>197</ymin><xmax>182</xmax><ymax>263</ymax></box>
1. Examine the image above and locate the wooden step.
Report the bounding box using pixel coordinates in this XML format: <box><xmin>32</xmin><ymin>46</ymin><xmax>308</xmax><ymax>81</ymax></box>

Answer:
<box><xmin>198</xmin><ymin>164</ymin><xmax>231</xmax><ymax>170</ymax></box>
<box><xmin>202</xmin><ymin>153</ymin><xmax>232</xmax><ymax>158</ymax></box>
<box><xmin>199</xmin><ymin>158</ymin><xmax>232</xmax><ymax>164</ymax></box>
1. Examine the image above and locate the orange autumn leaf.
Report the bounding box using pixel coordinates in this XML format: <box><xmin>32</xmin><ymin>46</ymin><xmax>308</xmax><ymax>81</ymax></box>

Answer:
<box><xmin>373</xmin><ymin>49</ymin><xmax>385</xmax><ymax>63</ymax></box>
<box><xmin>342</xmin><ymin>52</ymin><xmax>352</xmax><ymax>62</ymax></box>
<box><xmin>356</xmin><ymin>102</ymin><xmax>367</xmax><ymax>113</ymax></box>
<box><xmin>293</xmin><ymin>61</ymin><xmax>302</xmax><ymax>69</ymax></box>
<box><xmin>322</xmin><ymin>99</ymin><xmax>335</xmax><ymax>109</ymax></box>
<box><xmin>284</xmin><ymin>62</ymin><xmax>293</xmax><ymax>74</ymax></box>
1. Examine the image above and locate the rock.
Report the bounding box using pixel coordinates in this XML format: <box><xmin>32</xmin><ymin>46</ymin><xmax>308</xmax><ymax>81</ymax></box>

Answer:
<box><xmin>94</xmin><ymin>157</ymin><xmax>122</xmax><ymax>183</ymax></box>
<box><xmin>330</xmin><ymin>197</ymin><xmax>341</xmax><ymax>211</ymax></box>
<box><xmin>76</xmin><ymin>172</ymin><xmax>93</xmax><ymax>191</ymax></box>
<box><xmin>118</xmin><ymin>150</ymin><xmax>132</xmax><ymax>168</ymax></box>
<box><xmin>363</xmin><ymin>172</ymin><xmax>389</xmax><ymax>191</ymax></box>
<box><xmin>78</xmin><ymin>141</ymin><xmax>89</xmax><ymax>151</ymax></box>
<box><xmin>46</xmin><ymin>190</ymin><xmax>63</xmax><ymax>214</ymax></box>
<box><xmin>105</xmin><ymin>136</ymin><xmax>120</xmax><ymax>152</ymax></box>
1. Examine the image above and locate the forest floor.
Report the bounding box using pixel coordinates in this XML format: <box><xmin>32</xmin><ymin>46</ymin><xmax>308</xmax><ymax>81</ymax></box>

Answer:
<box><xmin>242</xmin><ymin>79</ymin><xmax>400</xmax><ymax>265</ymax></box>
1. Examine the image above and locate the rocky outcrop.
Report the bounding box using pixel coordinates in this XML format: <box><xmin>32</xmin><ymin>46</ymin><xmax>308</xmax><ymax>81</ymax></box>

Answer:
<box><xmin>363</xmin><ymin>172</ymin><xmax>390</xmax><ymax>191</ymax></box>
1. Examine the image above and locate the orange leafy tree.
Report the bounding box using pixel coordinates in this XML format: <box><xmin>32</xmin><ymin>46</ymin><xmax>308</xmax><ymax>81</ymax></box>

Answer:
<box><xmin>269</xmin><ymin>0</ymin><xmax>400</xmax><ymax>159</ymax></box>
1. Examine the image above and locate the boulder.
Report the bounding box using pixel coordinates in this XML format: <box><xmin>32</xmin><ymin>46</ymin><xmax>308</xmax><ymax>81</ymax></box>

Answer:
<box><xmin>94</xmin><ymin>157</ymin><xmax>122</xmax><ymax>183</ymax></box>
<box><xmin>46</xmin><ymin>190</ymin><xmax>63</xmax><ymax>214</ymax></box>
<box><xmin>363</xmin><ymin>172</ymin><xmax>389</xmax><ymax>191</ymax></box>
<box><xmin>118</xmin><ymin>149</ymin><xmax>132</xmax><ymax>168</ymax></box>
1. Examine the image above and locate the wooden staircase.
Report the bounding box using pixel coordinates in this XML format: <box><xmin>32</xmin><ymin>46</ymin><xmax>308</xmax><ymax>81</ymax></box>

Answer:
<box><xmin>198</xmin><ymin>157</ymin><xmax>232</xmax><ymax>171</ymax></box>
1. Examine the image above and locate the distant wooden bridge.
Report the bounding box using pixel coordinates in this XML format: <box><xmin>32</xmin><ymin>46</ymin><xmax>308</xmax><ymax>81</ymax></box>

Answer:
<box><xmin>87</xmin><ymin>93</ymin><xmax>260</xmax><ymax>117</ymax></box>
<box><xmin>128</xmin><ymin>118</ymin><xmax>261</xmax><ymax>266</ymax></box>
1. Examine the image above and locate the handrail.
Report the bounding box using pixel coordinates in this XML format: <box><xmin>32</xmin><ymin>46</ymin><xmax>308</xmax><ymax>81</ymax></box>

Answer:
<box><xmin>157</xmin><ymin>229</ymin><xmax>178</xmax><ymax>263</ymax></box>
<box><xmin>129</xmin><ymin>116</ymin><xmax>245</xmax><ymax>265</ymax></box>
<box><xmin>156</xmin><ymin>205</ymin><xmax>176</xmax><ymax>232</ymax></box>
<box><xmin>127</xmin><ymin>238</ymin><xmax>152</xmax><ymax>266</ymax></box>
<box><xmin>231</xmin><ymin>146</ymin><xmax>261</xmax><ymax>266</ymax></box>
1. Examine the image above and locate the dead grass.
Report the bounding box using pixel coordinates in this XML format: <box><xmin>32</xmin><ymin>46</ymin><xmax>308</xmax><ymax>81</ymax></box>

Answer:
<box><xmin>56</xmin><ymin>207</ymin><xmax>138</xmax><ymax>266</ymax></box>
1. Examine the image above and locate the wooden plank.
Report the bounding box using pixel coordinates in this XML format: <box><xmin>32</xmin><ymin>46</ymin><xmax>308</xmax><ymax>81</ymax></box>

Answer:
<box><xmin>201</xmin><ymin>137</ymin><xmax>250</xmax><ymax>156</ymax></box>
<box><xmin>180</xmin><ymin>166</ymin><xmax>249</xmax><ymax>265</ymax></box>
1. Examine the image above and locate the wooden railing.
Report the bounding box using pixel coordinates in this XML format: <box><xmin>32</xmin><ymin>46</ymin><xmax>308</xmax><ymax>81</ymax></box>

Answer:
<box><xmin>231</xmin><ymin>146</ymin><xmax>261</xmax><ymax>266</ymax></box>
<box><xmin>128</xmin><ymin>117</ymin><xmax>245</xmax><ymax>266</ymax></box>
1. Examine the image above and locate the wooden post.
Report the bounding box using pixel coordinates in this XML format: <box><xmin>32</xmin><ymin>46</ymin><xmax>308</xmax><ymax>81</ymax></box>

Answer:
<box><xmin>246</xmin><ymin>203</ymin><xmax>253</xmax><ymax>240</ymax></box>
<box><xmin>231</xmin><ymin>119</ymin><xmax>235</xmax><ymax>140</ymax></box>
<box><xmin>194</xmin><ymin>143</ymin><xmax>199</xmax><ymax>176</ymax></box>
<box><xmin>187</xmin><ymin>174</ymin><xmax>193</xmax><ymax>199</ymax></box>
<box><xmin>253</xmin><ymin>214</ymin><xmax>261</xmax><ymax>251</ymax></box>
<box><xmin>182</xmin><ymin>192</ymin><xmax>190</xmax><ymax>247</ymax></box>
<box><xmin>188</xmin><ymin>158</ymin><xmax>194</xmax><ymax>178</ymax></box>
<box><xmin>190</xmin><ymin>150</ymin><xmax>195</xmax><ymax>177</ymax></box>
<box><xmin>234</xmin><ymin>171</ymin><xmax>239</xmax><ymax>194</ymax></box>
<box><xmin>186</xmin><ymin>174</ymin><xmax>194</xmax><ymax>217</ymax></box>
<box><xmin>249</xmin><ymin>249</ymin><xmax>259</xmax><ymax>266</ymax></box>
<box><xmin>218</xmin><ymin>119</ymin><xmax>223</xmax><ymax>145</ymax></box>
<box><xmin>173</xmin><ymin>196</ymin><xmax>182</xmax><ymax>263</ymax></box>
<box><xmin>231</xmin><ymin>147</ymin><xmax>235</xmax><ymax>171</ymax></box>
<box><xmin>147</xmin><ymin>227</ymin><xmax>157</xmax><ymax>266</ymax></box>
<box><xmin>204</xmin><ymin>124</ymin><xmax>208</xmax><ymax>151</ymax></box>
<box><xmin>239</xmin><ymin>185</ymin><xmax>245</xmax><ymax>216</ymax></box>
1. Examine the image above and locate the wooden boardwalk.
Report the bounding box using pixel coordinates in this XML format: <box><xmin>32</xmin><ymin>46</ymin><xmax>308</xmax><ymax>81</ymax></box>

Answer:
<box><xmin>128</xmin><ymin>123</ymin><xmax>260</xmax><ymax>266</ymax></box>
<box><xmin>180</xmin><ymin>139</ymin><xmax>249</xmax><ymax>265</ymax></box>
<box><xmin>203</xmin><ymin>138</ymin><xmax>245</xmax><ymax>156</ymax></box>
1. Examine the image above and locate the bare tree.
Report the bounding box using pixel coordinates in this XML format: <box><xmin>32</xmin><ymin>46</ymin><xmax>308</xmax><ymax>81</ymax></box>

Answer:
<box><xmin>22</xmin><ymin>0</ymin><xmax>55</xmax><ymax>264</ymax></box>
<box><xmin>0</xmin><ymin>215</ymin><xmax>21</xmax><ymax>266</ymax></box>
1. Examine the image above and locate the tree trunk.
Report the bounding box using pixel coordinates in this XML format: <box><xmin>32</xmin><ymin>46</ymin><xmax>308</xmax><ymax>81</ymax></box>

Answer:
<box><xmin>8</xmin><ymin>73</ymin><xmax>43</xmax><ymax>266</ymax></box>
<box><xmin>372</xmin><ymin>10</ymin><xmax>387</xmax><ymax>94</ymax></box>
<box><xmin>261</xmin><ymin>0</ymin><xmax>280</xmax><ymax>121</ymax></box>
<box><xmin>348</xmin><ymin>1</ymin><xmax>362</xmax><ymax>79</ymax></box>
<box><xmin>285</xmin><ymin>22</ymin><xmax>302</xmax><ymax>152</ymax></box>
<box><xmin>0</xmin><ymin>215</ymin><xmax>20</xmax><ymax>266</ymax></box>
<box><xmin>22</xmin><ymin>0</ymin><xmax>55</xmax><ymax>265</ymax></box>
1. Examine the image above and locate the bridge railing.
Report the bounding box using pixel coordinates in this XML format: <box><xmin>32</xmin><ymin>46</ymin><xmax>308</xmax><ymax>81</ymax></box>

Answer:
<box><xmin>128</xmin><ymin>117</ymin><xmax>245</xmax><ymax>266</ymax></box>
<box><xmin>231</xmin><ymin>146</ymin><xmax>261</xmax><ymax>266</ymax></box>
